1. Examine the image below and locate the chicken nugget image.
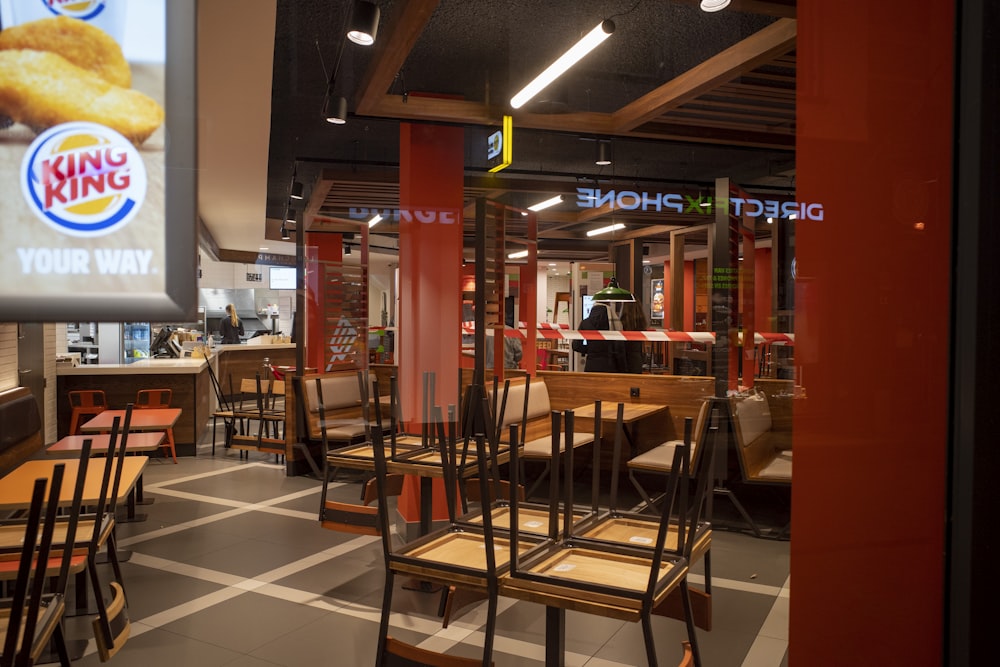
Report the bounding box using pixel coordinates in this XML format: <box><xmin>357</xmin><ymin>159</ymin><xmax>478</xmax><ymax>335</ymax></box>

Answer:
<box><xmin>0</xmin><ymin>16</ymin><xmax>131</xmax><ymax>88</ymax></box>
<box><xmin>0</xmin><ymin>50</ymin><xmax>163</xmax><ymax>145</ymax></box>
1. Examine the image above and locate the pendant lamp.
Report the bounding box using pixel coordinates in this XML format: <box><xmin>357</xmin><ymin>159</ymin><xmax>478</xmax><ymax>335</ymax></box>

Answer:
<box><xmin>591</xmin><ymin>276</ymin><xmax>635</xmax><ymax>303</ymax></box>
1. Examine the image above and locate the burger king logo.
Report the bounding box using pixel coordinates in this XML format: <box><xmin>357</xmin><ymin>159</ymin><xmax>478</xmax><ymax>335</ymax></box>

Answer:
<box><xmin>20</xmin><ymin>122</ymin><xmax>147</xmax><ymax>237</ymax></box>
<box><xmin>41</xmin><ymin>0</ymin><xmax>108</xmax><ymax>21</ymax></box>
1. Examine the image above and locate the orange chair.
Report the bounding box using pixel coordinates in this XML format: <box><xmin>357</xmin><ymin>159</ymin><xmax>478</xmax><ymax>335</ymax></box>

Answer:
<box><xmin>135</xmin><ymin>389</ymin><xmax>177</xmax><ymax>463</ymax></box>
<box><xmin>68</xmin><ymin>390</ymin><xmax>106</xmax><ymax>435</ymax></box>
<box><xmin>135</xmin><ymin>388</ymin><xmax>172</xmax><ymax>409</ymax></box>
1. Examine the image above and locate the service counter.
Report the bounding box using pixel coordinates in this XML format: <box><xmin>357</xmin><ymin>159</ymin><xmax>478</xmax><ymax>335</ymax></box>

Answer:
<box><xmin>57</xmin><ymin>358</ymin><xmax>210</xmax><ymax>454</ymax></box>
<box><xmin>55</xmin><ymin>344</ymin><xmax>296</xmax><ymax>456</ymax></box>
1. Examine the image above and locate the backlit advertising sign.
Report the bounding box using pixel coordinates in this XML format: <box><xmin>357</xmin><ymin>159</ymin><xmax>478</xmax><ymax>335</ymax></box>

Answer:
<box><xmin>0</xmin><ymin>0</ymin><xmax>196</xmax><ymax>321</ymax></box>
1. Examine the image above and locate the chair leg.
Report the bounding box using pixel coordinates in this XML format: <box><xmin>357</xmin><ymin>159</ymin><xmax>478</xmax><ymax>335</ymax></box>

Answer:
<box><xmin>641</xmin><ymin>609</ymin><xmax>659</xmax><ymax>667</ymax></box>
<box><xmin>481</xmin><ymin>583</ymin><xmax>499</xmax><ymax>667</ymax></box>
<box><xmin>51</xmin><ymin>621</ymin><xmax>72</xmax><ymax>667</ymax></box>
<box><xmin>679</xmin><ymin>579</ymin><xmax>702</xmax><ymax>667</ymax></box>
<box><xmin>105</xmin><ymin>532</ymin><xmax>127</xmax><ymax>605</ymax></box>
<box><xmin>703</xmin><ymin>550</ymin><xmax>712</xmax><ymax>595</ymax></box>
<box><xmin>375</xmin><ymin>570</ymin><xmax>395</xmax><ymax>667</ymax></box>
<box><xmin>212</xmin><ymin>415</ymin><xmax>217</xmax><ymax>455</ymax></box>
<box><xmin>163</xmin><ymin>428</ymin><xmax>178</xmax><ymax>464</ymax></box>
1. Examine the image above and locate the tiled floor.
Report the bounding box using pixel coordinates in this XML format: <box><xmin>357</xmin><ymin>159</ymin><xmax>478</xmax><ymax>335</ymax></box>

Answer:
<box><xmin>60</xmin><ymin>434</ymin><xmax>790</xmax><ymax>666</ymax></box>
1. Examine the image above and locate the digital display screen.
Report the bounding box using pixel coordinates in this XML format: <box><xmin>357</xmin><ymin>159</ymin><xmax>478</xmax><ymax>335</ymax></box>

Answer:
<box><xmin>0</xmin><ymin>0</ymin><xmax>196</xmax><ymax>321</ymax></box>
<box><xmin>269</xmin><ymin>266</ymin><xmax>296</xmax><ymax>290</ymax></box>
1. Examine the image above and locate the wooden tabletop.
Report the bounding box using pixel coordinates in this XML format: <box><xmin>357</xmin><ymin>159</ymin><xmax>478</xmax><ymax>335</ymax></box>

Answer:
<box><xmin>326</xmin><ymin>444</ymin><xmax>510</xmax><ymax>478</ymax></box>
<box><xmin>46</xmin><ymin>432</ymin><xmax>166</xmax><ymax>455</ymax></box>
<box><xmin>571</xmin><ymin>402</ymin><xmax>669</xmax><ymax>423</ymax></box>
<box><xmin>80</xmin><ymin>408</ymin><xmax>182</xmax><ymax>433</ymax></box>
<box><xmin>0</xmin><ymin>457</ymin><xmax>148</xmax><ymax>511</ymax></box>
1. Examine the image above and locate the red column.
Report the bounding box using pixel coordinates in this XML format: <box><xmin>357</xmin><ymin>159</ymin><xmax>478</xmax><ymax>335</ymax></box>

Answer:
<box><xmin>397</xmin><ymin>122</ymin><xmax>464</xmax><ymax>523</ymax></box>
<box><xmin>792</xmin><ymin>0</ymin><xmax>952</xmax><ymax>663</ymax></box>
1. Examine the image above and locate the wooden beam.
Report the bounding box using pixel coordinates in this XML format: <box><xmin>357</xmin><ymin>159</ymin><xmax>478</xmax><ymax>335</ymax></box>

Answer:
<box><xmin>355</xmin><ymin>0</ymin><xmax>440</xmax><ymax>115</ymax></box>
<box><xmin>613</xmin><ymin>18</ymin><xmax>797</xmax><ymax>132</ymax></box>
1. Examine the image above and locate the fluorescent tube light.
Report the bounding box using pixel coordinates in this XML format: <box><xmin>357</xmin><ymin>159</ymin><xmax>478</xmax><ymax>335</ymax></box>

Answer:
<box><xmin>586</xmin><ymin>222</ymin><xmax>625</xmax><ymax>237</ymax></box>
<box><xmin>508</xmin><ymin>250</ymin><xmax>529</xmax><ymax>259</ymax></box>
<box><xmin>368</xmin><ymin>214</ymin><xmax>382</xmax><ymax>228</ymax></box>
<box><xmin>528</xmin><ymin>195</ymin><xmax>563</xmax><ymax>212</ymax></box>
<box><xmin>510</xmin><ymin>20</ymin><xmax>615</xmax><ymax>109</ymax></box>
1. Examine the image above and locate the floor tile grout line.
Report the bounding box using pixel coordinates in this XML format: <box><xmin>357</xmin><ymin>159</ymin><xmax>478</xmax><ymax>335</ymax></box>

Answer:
<box><xmin>740</xmin><ymin>575</ymin><xmax>791</xmax><ymax>667</ymax></box>
<box><xmin>143</xmin><ymin>461</ymin><xmax>278</xmax><ymax>489</ymax></box>
<box><xmin>117</xmin><ymin>485</ymin><xmax>330</xmax><ymax>548</ymax></box>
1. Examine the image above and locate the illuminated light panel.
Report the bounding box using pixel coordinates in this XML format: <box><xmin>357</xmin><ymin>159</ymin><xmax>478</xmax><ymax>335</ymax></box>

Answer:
<box><xmin>586</xmin><ymin>222</ymin><xmax>625</xmax><ymax>237</ymax></box>
<box><xmin>510</xmin><ymin>20</ymin><xmax>615</xmax><ymax>109</ymax></box>
<box><xmin>528</xmin><ymin>195</ymin><xmax>563</xmax><ymax>212</ymax></box>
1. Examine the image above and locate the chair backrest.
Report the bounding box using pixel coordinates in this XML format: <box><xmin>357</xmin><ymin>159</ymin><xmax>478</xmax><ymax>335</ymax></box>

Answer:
<box><xmin>1</xmin><ymin>478</ymin><xmax>47</xmax><ymax>667</ymax></box>
<box><xmin>69</xmin><ymin>389</ymin><xmax>106</xmax><ymax>410</ymax></box>
<box><xmin>135</xmin><ymin>388</ymin><xmax>171</xmax><ymax>409</ymax></box>
<box><xmin>304</xmin><ymin>373</ymin><xmax>363</xmax><ymax>414</ymax></box>
<box><xmin>12</xmin><ymin>465</ymin><xmax>65</xmax><ymax>667</ymax></box>
<box><xmin>383</xmin><ymin>636</ymin><xmax>494</xmax><ymax>666</ymax></box>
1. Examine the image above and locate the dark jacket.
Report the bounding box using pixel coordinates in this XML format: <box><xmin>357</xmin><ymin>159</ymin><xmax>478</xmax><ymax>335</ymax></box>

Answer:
<box><xmin>219</xmin><ymin>317</ymin><xmax>244</xmax><ymax>344</ymax></box>
<box><xmin>572</xmin><ymin>305</ymin><xmax>643</xmax><ymax>373</ymax></box>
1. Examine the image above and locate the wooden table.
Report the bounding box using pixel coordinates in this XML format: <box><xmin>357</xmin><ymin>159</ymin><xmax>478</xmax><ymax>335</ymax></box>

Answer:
<box><xmin>0</xmin><ymin>457</ymin><xmax>148</xmax><ymax>521</ymax></box>
<box><xmin>47</xmin><ymin>432</ymin><xmax>165</xmax><ymax>510</ymax></box>
<box><xmin>572</xmin><ymin>402</ymin><xmax>669</xmax><ymax>451</ymax></box>
<box><xmin>46</xmin><ymin>432</ymin><xmax>165</xmax><ymax>456</ymax></box>
<box><xmin>81</xmin><ymin>408</ymin><xmax>181</xmax><ymax>462</ymax></box>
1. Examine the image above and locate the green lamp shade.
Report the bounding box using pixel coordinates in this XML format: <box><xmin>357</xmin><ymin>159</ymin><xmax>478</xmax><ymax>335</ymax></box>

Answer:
<box><xmin>591</xmin><ymin>276</ymin><xmax>635</xmax><ymax>303</ymax></box>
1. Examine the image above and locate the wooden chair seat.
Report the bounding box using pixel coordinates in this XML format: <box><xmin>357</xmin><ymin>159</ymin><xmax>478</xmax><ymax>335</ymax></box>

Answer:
<box><xmin>501</xmin><ymin>545</ymin><xmax>690</xmax><ymax>621</ymax></box>
<box><xmin>578</xmin><ymin>517</ymin><xmax>713</xmax><ymax>566</ymax></box>
<box><xmin>521</xmin><ymin>431</ymin><xmax>593</xmax><ymax>458</ymax></box>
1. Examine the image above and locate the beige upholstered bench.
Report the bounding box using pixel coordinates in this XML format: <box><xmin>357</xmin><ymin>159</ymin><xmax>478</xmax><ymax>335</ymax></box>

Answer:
<box><xmin>731</xmin><ymin>391</ymin><xmax>792</xmax><ymax>484</ymax></box>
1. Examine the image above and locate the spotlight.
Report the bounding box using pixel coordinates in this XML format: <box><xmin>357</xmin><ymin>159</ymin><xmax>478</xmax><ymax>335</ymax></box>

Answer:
<box><xmin>700</xmin><ymin>0</ymin><xmax>731</xmax><ymax>12</ymax></box>
<box><xmin>323</xmin><ymin>93</ymin><xmax>348</xmax><ymax>124</ymax></box>
<box><xmin>285</xmin><ymin>208</ymin><xmax>296</xmax><ymax>223</ymax></box>
<box><xmin>595</xmin><ymin>140</ymin><xmax>611</xmax><ymax>166</ymax></box>
<box><xmin>347</xmin><ymin>0</ymin><xmax>380</xmax><ymax>46</ymax></box>
<box><xmin>290</xmin><ymin>181</ymin><xmax>303</xmax><ymax>200</ymax></box>
<box><xmin>344</xmin><ymin>243</ymin><xmax>352</xmax><ymax>255</ymax></box>
<box><xmin>280</xmin><ymin>225</ymin><xmax>290</xmax><ymax>241</ymax></box>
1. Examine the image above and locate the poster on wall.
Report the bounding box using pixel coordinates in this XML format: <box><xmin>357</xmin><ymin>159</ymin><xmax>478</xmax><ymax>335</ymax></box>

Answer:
<box><xmin>650</xmin><ymin>278</ymin><xmax>664</xmax><ymax>320</ymax></box>
<box><xmin>0</xmin><ymin>0</ymin><xmax>196</xmax><ymax>321</ymax></box>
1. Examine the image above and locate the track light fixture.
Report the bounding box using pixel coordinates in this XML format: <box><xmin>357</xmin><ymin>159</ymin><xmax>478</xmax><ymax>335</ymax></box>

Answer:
<box><xmin>285</xmin><ymin>208</ymin><xmax>296</xmax><ymax>223</ymax></box>
<box><xmin>323</xmin><ymin>92</ymin><xmax>348</xmax><ymax>124</ymax></box>
<box><xmin>280</xmin><ymin>224</ymin><xmax>291</xmax><ymax>241</ymax></box>
<box><xmin>290</xmin><ymin>180</ymin><xmax>303</xmax><ymax>199</ymax></box>
<box><xmin>510</xmin><ymin>19</ymin><xmax>615</xmax><ymax>109</ymax></box>
<box><xmin>347</xmin><ymin>0</ymin><xmax>380</xmax><ymax>46</ymax></box>
<box><xmin>700</xmin><ymin>0</ymin><xmax>731</xmax><ymax>12</ymax></box>
<box><xmin>596</xmin><ymin>140</ymin><xmax>612</xmax><ymax>166</ymax></box>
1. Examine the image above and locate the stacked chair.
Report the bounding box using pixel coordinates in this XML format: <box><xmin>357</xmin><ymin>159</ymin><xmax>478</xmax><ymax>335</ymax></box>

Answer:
<box><xmin>1</xmin><ymin>467</ymin><xmax>69</xmax><ymax>667</ymax></box>
<box><xmin>501</xmin><ymin>406</ymin><xmax>706</xmax><ymax>667</ymax></box>
<box><xmin>370</xmin><ymin>378</ymin><xmax>534</xmax><ymax>667</ymax></box>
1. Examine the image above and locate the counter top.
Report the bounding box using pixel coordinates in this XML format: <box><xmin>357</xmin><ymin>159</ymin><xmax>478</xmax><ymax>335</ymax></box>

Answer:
<box><xmin>56</xmin><ymin>358</ymin><xmax>208</xmax><ymax>376</ymax></box>
<box><xmin>214</xmin><ymin>343</ymin><xmax>295</xmax><ymax>351</ymax></box>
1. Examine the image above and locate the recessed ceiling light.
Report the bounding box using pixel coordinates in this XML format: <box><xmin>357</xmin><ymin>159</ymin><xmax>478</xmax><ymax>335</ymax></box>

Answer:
<box><xmin>586</xmin><ymin>222</ymin><xmax>625</xmax><ymax>237</ymax></box>
<box><xmin>260</xmin><ymin>247</ymin><xmax>269</xmax><ymax>251</ymax></box>
<box><xmin>508</xmin><ymin>250</ymin><xmax>529</xmax><ymax>259</ymax></box>
<box><xmin>548</xmin><ymin>263</ymin><xmax>557</xmax><ymax>266</ymax></box>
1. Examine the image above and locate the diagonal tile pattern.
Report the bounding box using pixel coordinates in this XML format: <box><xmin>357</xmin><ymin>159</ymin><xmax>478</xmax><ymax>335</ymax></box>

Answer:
<box><xmin>60</xmin><ymin>434</ymin><xmax>789</xmax><ymax>666</ymax></box>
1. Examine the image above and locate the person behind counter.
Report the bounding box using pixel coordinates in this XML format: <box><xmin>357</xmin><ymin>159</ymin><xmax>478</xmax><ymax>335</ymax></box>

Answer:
<box><xmin>219</xmin><ymin>303</ymin><xmax>244</xmax><ymax>344</ymax></box>
<box><xmin>571</xmin><ymin>300</ymin><xmax>646</xmax><ymax>373</ymax></box>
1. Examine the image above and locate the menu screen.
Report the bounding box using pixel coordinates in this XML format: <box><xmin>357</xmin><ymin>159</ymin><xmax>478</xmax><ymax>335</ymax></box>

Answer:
<box><xmin>0</xmin><ymin>0</ymin><xmax>196</xmax><ymax>321</ymax></box>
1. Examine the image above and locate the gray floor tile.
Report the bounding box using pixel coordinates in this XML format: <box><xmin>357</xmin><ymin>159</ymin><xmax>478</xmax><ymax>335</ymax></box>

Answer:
<box><xmin>159</xmin><ymin>591</ymin><xmax>330</xmax><ymax>654</ymax></box>
<box><xmin>708</xmin><ymin>530</ymin><xmax>790</xmax><ymax>589</ymax></box>
<box><xmin>176</xmin><ymin>536</ymin><xmax>330</xmax><ymax>580</ymax></box>
<box><xmin>271</xmin><ymin>551</ymin><xmax>386</xmax><ymax>602</ymax></box>
<box><xmin>70</xmin><ymin>626</ymin><xmax>243</xmax><ymax>667</ymax></box>
<box><xmin>129</xmin><ymin>522</ymin><xmax>252</xmax><ymax>563</ymax></box>
<box><xmin>106</xmin><ymin>561</ymin><xmax>229</xmax><ymax>620</ymax></box>
<box><xmin>163</xmin><ymin>465</ymin><xmax>317</xmax><ymax>504</ymax></box>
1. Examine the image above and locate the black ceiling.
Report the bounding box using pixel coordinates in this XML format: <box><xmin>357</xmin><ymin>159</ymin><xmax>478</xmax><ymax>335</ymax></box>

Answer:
<box><xmin>263</xmin><ymin>0</ymin><xmax>797</xmax><ymax>251</ymax></box>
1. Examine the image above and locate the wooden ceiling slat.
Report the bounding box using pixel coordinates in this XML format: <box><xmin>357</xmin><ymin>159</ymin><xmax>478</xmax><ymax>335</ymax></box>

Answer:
<box><xmin>612</xmin><ymin>18</ymin><xmax>797</xmax><ymax>132</ymax></box>
<box><xmin>692</xmin><ymin>98</ymin><xmax>795</xmax><ymax>113</ymax></box>
<box><xmin>663</xmin><ymin>107</ymin><xmax>795</xmax><ymax>128</ymax></box>
<box><xmin>717</xmin><ymin>82</ymin><xmax>797</xmax><ymax>99</ymax></box>
<box><xmin>658</xmin><ymin>115</ymin><xmax>795</xmax><ymax>134</ymax></box>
